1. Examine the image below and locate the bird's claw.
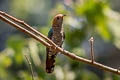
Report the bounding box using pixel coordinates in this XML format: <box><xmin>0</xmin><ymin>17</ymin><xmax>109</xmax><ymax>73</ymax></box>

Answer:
<box><xmin>50</xmin><ymin>45</ymin><xmax>59</xmax><ymax>52</ymax></box>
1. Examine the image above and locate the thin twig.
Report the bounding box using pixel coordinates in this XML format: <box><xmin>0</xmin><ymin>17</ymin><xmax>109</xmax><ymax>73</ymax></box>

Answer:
<box><xmin>0</xmin><ymin>14</ymin><xmax>51</xmax><ymax>47</ymax></box>
<box><xmin>89</xmin><ymin>37</ymin><xmax>95</xmax><ymax>63</ymax></box>
<box><xmin>0</xmin><ymin>11</ymin><xmax>57</xmax><ymax>47</ymax></box>
<box><xmin>24</xmin><ymin>54</ymin><xmax>35</xmax><ymax>80</ymax></box>
<box><xmin>0</xmin><ymin>11</ymin><xmax>120</xmax><ymax>75</ymax></box>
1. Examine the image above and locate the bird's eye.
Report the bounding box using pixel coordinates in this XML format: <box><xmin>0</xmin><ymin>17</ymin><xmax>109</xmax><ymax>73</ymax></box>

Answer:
<box><xmin>56</xmin><ymin>17</ymin><xmax>59</xmax><ymax>20</ymax></box>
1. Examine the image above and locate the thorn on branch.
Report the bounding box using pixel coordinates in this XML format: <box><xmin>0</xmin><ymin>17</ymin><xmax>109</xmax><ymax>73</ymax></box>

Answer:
<box><xmin>89</xmin><ymin>37</ymin><xmax>95</xmax><ymax>63</ymax></box>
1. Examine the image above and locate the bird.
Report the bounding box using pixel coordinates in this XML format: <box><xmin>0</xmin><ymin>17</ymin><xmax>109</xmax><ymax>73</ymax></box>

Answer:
<box><xmin>46</xmin><ymin>14</ymin><xmax>66</xmax><ymax>73</ymax></box>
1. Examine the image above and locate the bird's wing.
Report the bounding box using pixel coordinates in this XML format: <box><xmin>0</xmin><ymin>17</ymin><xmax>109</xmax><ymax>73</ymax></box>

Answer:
<box><xmin>48</xmin><ymin>28</ymin><xmax>53</xmax><ymax>39</ymax></box>
<box><xmin>63</xmin><ymin>32</ymin><xmax>65</xmax><ymax>40</ymax></box>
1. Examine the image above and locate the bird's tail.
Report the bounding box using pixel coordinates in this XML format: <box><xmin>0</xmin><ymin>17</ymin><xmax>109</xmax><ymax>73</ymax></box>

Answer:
<box><xmin>46</xmin><ymin>48</ymin><xmax>57</xmax><ymax>73</ymax></box>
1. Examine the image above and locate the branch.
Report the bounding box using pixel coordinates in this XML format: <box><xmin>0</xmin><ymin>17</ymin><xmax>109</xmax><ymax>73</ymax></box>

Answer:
<box><xmin>89</xmin><ymin>37</ymin><xmax>95</xmax><ymax>63</ymax></box>
<box><xmin>0</xmin><ymin>12</ymin><xmax>51</xmax><ymax>48</ymax></box>
<box><xmin>24</xmin><ymin>54</ymin><xmax>35</xmax><ymax>80</ymax></box>
<box><xmin>0</xmin><ymin>11</ymin><xmax>56</xmax><ymax>47</ymax></box>
<box><xmin>0</xmin><ymin>11</ymin><xmax>120</xmax><ymax>75</ymax></box>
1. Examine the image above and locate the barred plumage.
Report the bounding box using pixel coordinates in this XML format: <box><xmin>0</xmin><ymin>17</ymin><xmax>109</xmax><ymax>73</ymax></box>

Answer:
<box><xmin>46</xmin><ymin>14</ymin><xmax>65</xmax><ymax>73</ymax></box>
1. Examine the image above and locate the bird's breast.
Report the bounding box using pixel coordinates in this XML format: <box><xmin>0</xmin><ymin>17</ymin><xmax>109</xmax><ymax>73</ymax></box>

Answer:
<box><xmin>52</xmin><ymin>31</ymin><xmax>64</xmax><ymax>46</ymax></box>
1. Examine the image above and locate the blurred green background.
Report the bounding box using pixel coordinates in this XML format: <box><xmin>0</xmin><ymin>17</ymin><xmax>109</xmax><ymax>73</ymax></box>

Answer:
<box><xmin>0</xmin><ymin>0</ymin><xmax>120</xmax><ymax>80</ymax></box>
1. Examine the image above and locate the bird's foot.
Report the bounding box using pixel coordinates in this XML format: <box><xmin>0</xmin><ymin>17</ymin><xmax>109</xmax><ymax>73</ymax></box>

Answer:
<box><xmin>50</xmin><ymin>45</ymin><xmax>59</xmax><ymax>53</ymax></box>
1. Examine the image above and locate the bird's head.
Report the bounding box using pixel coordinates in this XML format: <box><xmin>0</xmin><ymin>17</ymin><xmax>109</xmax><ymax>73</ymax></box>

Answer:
<box><xmin>52</xmin><ymin>14</ymin><xmax>66</xmax><ymax>27</ymax></box>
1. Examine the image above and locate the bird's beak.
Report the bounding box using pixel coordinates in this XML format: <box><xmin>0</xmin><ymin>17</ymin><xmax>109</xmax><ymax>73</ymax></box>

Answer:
<box><xmin>63</xmin><ymin>14</ymin><xmax>66</xmax><ymax>17</ymax></box>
